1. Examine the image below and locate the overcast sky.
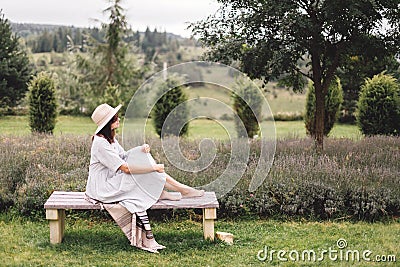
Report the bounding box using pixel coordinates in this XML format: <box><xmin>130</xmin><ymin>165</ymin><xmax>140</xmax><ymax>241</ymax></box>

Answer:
<box><xmin>0</xmin><ymin>0</ymin><xmax>221</xmax><ymax>37</ymax></box>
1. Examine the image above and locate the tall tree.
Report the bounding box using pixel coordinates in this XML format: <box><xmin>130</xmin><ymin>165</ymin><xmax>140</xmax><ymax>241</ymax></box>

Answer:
<box><xmin>76</xmin><ymin>0</ymin><xmax>138</xmax><ymax>109</ymax></box>
<box><xmin>102</xmin><ymin>0</ymin><xmax>128</xmax><ymax>86</ymax></box>
<box><xmin>0</xmin><ymin>11</ymin><xmax>31</xmax><ymax>110</ymax></box>
<box><xmin>191</xmin><ymin>0</ymin><xmax>400</xmax><ymax>151</ymax></box>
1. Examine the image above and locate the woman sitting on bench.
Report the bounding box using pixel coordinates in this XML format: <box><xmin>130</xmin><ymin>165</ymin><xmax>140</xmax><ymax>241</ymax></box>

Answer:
<box><xmin>85</xmin><ymin>103</ymin><xmax>204</xmax><ymax>253</ymax></box>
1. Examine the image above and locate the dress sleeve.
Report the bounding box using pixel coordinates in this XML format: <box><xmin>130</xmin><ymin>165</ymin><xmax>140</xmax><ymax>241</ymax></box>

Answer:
<box><xmin>114</xmin><ymin>138</ymin><xmax>128</xmax><ymax>161</ymax></box>
<box><xmin>94</xmin><ymin>138</ymin><xmax>126</xmax><ymax>173</ymax></box>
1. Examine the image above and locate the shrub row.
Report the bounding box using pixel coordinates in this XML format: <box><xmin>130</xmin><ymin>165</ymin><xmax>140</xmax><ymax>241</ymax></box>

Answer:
<box><xmin>267</xmin><ymin>112</ymin><xmax>303</xmax><ymax>121</ymax></box>
<box><xmin>220</xmin><ymin>112</ymin><xmax>304</xmax><ymax>121</ymax></box>
<box><xmin>218</xmin><ymin>137</ymin><xmax>400</xmax><ymax>221</ymax></box>
<box><xmin>0</xmin><ymin>134</ymin><xmax>398</xmax><ymax>221</ymax></box>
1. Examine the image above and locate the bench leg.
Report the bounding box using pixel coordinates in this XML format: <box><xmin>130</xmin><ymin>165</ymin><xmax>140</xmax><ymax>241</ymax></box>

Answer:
<box><xmin>202</xmin><ymin>208</ymin><xmax>216</xmax><ymax>241</ymax></box>
<box><xmin>46</xmin><ymin>209</ymin><xmax>65</xmax><ymax>244</ymax></box>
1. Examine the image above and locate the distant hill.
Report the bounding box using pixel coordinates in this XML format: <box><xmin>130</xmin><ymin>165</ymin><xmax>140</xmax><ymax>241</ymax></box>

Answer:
<box><xmin>10</xmin><ymin>22</ymin><xmax>69</xmax><ymax>37</ymax></box>
<box><xmin>9</xmin><ymin>21</ymin><xmax>199</xmax><ymax>55</ymax></box>
<box><xmin>10</xmin><ymin>22</ymin><xmax>188</xmax><ymax>41</ymax></box>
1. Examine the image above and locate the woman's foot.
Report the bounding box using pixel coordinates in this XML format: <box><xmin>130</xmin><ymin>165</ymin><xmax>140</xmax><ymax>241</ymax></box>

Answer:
<box><xmin>153</xmin><ymin>240</ymin><xmax>166</xmax><ymax>250</ymax></box>
<box><xmin>182</xmin><ymin>188</ymin><xmax>205</xmax><ymax>198</ymax></box>
<box><xmin>142</xmin><ymin>235</ymin><xmax>166</xmax><ymax>251</ymax></box>
<box><xmin>160</xmin><ymin>190</ymin><xmax>182</xmax><ymax>201</ymax></box>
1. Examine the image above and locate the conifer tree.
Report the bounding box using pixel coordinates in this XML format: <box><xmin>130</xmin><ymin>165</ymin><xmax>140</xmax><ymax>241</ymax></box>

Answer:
<box><xmin>76</xmin><ymin>0</ymin><xmax>138</xmax><ymax>109</ymax></box>
<box><xmin>28</xmin><ymin>72</ymin><xmax>58</xmax><ymax>134</ymax></box>
<box><xmin>0</xmin><ymin>11</ymin><xmax>31</xmax><ymax>111</ymax></box>
<box><xmin>152</xmin><ymin>75</ymin><xmax>189</xmax><ymax>137</ymax></box>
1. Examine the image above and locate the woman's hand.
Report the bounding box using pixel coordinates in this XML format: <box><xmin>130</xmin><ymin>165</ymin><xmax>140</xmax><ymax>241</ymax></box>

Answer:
<box><xmin>122</xmin><ymin>163</ymin><xmax>162</xmax><ymax>174</ymax></box>
<box><xmin>153</xmin><ymin>164</ymin><xmax>165</xmax><ymax>173</ymax></box>
<box><xmin>142</xmin><ymin>144</ymin><xmax>150</xmax><ymax>153</ymax></box>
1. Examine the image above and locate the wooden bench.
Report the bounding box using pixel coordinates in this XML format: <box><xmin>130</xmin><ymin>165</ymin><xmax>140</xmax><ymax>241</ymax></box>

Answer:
<box><xmin>44</xmin><ymin>191</ymin><xmax>219</xmax><ymax>244</ymax></box>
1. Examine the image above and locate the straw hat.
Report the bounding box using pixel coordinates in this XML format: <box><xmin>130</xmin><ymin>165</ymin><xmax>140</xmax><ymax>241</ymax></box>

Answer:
<box><xmin>91</xmin><ymin>103</ymin><xmax>122</xmax><ymax>134</ymax></box>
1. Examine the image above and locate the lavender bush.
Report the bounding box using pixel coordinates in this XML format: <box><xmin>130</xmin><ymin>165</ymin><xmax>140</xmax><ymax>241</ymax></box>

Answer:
<box><xmin>0</xmin><ymin>134</ymin><xmax>90</xmax><ymax>215</ymax></box>
<box><xmin>0</xmin><ymin>134</ymin><xmax>398</xmax><ymax>221</ymax></box>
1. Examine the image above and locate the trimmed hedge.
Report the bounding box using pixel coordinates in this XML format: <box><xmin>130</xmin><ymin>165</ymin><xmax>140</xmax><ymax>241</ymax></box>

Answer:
<box><xmin>152</xmin><ymin>75</ymin><xmax>189</xmax><ymax>137</ymax></box>
<box><xmin>232</xmin><ymin>79</ymin><xmax>263</xmax><ymax>138</ymax></box>
<box><xmin>0</xmin><ymin>134</ymin><xmax>399</xmax><ymax>221</ymax></box>
<box><xmin>357</xmin><ymin>73</ymin><xmax>400</xmax><ymax>136</ymax></box>
<box><xmin>28</xmin><ymin>72</ymin><xmax>58</xmax><ymax>134</ymax></box>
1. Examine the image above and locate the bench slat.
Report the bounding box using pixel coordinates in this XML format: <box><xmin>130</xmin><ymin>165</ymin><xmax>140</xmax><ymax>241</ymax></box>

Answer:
<box><xmin>52</xmin><ymin>191</ymin><xmax>85</xmax><ymax>196</ymax></box>
<box><xmin>45</xmin><ymin>204</ymin><xmax>101</xmax><ymax>210</ymax></box>
<box><xmin>44</xmin><ymin>191</ymin><xmax>219</xmax><ymax>210</ymax></box>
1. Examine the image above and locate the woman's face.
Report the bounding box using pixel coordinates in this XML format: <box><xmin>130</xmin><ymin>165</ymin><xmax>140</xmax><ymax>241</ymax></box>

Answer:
<box><xmin>111</xmin><ymin>115</ymin><xmax>120</xmax><ymax>130</ymax></box>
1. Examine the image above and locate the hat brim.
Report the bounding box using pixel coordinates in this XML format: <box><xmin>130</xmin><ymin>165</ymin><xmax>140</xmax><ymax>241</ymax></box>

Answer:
<box><xmin>94</xmin><ymin>104</ymin><xmax>122</xmax><ymax>134</ymax></box>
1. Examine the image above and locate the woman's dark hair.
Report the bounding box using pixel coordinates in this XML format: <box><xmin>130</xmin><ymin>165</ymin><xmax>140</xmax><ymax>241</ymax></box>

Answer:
<box><xmin>96</xmin><ymin>114</ymin><xmax>118</xmax><ymax>144</ymax></box>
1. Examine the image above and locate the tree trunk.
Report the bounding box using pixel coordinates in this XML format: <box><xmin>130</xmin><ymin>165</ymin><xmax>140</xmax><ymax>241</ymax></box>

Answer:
<box><xmin>311</xmin><ymin>51</ymin><xmax>325</xmax><ymax>152</ymax></box>
<box><xmin>314</xmin><ymin>82</ymin><xmax>325</xmax><ymax>152</ymax></box>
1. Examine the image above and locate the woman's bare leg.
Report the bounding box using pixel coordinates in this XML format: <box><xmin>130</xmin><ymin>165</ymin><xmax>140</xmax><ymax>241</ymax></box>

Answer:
<box><xmin>164</xmin><ymin>174</ymin><xmax>205</xmax><ymax>198</ymax></box>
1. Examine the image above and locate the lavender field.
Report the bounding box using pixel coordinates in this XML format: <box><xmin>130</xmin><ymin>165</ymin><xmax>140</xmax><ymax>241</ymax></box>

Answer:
<box><xmin>1</xmin><ymin>134</ymin><xmax>398</xmax><ymax>221</ymax></box>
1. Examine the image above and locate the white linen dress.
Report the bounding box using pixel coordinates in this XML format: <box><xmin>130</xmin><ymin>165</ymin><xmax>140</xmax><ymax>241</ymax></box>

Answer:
<box><xmin>85</xmin><ymin>135</ymin><xmax>166</xmax><ymax>213</ymax></box>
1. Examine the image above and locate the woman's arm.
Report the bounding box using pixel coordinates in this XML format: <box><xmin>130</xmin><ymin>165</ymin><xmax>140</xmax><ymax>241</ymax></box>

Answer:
<box><xmin>118</xmin><ymin>163</ymin><xmax>165</xmax><ymax>174</ymax></box>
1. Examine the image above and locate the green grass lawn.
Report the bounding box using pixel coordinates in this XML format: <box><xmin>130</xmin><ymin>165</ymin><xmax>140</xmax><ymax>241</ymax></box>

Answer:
<box><xmin>0</xmin><ymin>214</ymin><xmax>398</xmax><ymax>266</ymax></box>
<box><xmin>184</xmin><ymin>82</ymin><xmax>306</xmax><ymax>118</ymax></box>
<box><xmin>266</xmin><ymin>89</ymin><xmax>307</xmax><ymax>114</ymax></box>
<box><xmin>0</xmin><ymin>116</ymin><xmax>361</xmax><ymax>140</ymax></box>
<box><xmin>0</xmin><ymin>116</ymin><xmax>96</xmax><ymax>136</ymax></box>
<box><xmin>273</xmin><ymin>121</ymin><xmax>362</xmax><ymax>140</ymax></box>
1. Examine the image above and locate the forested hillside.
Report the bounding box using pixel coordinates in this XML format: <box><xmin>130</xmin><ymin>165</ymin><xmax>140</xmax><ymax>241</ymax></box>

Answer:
<box><xmin>3</xmin><ymin>21</ymin><xmax>205</xmax><ymax>115</ymax></box>
<box><xmin>11</xmin><ymin>22</ymin><xmax>198</xmax><ymax>55</ymax></box>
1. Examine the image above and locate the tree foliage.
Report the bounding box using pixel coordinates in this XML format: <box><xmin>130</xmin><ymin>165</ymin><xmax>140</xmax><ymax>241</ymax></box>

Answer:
<box><xmin>232</xmin><ymin>79</ymin><xmax>262</xmax><ymax>138</ymax></box>
<box><xmin>141</xmin><ymin>27</ymin><xmax>168</xmax><ymax>62</ymax></box>
<box><xmin>54</xmin><ymin>58</ymin><xmax>88</xmax><ymax>115</ymax></box>
<box><xmin>337</xmin><ymin>54</ymin><xmax>400</xmax><ymax>124</ymax></box>
<box><xmin>305</xmin><ymin>77</ymin><xmax>343</xmax><ymax>137</ymax></box>
<box><xmin>0</xmin><ymin>11</ymin><xmax>31</xmax><ymax>110</ymax></box>
<box><xmin>28</xmin><ymin>72</ymin><xmax>57</xmax><ymax>134</ymax></box>
<box><xmin>357</xmin><ymin>73</ymin><xmax>400</xmax><ymax>136</ymax></box>
<box><xmin>12</xmin><ymin>23</ymin><xmax>92</xmax><ymax>53</ymax></box>
<box><xmin>76</xmin><ymin>0</ymin><xmax>140</xmax><ymax>110</ymax></box>
<box><xmin>191</xmin><ymin>0</ymin><xmax>400</xmax><ymax>150</ymax></box>
<box><xmin>152</xmin><ymin>75</ymin><xmax>189</xmax><ymax>137</ymax></box>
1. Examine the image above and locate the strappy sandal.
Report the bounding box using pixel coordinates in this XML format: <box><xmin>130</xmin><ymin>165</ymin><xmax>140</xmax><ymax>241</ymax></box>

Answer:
<box><xmin>145</xmin><ymin>229</ymin><xmax>154</xmax><ymax>239</ymax></box>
